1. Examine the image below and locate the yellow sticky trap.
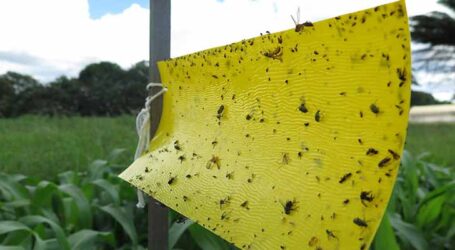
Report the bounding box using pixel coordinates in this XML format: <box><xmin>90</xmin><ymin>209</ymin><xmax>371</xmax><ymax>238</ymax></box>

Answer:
<box><xmin>121</xmin><ymin>1</ymin><xmax>411</xmax><ymax>249</ymax></box>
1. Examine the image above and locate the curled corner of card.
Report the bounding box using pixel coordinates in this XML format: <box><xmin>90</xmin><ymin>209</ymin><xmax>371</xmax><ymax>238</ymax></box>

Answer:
<box><xmin>118</xmin><ymin>154</ymin><xmax>150</xmax><ymax>190</ymax></box>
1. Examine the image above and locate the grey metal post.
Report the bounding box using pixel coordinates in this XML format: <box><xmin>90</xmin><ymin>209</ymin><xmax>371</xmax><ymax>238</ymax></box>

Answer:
<box><xmin>148</xmin><ymin>0</ymin><xmax>170</xmax><ymax>249</ymax></box>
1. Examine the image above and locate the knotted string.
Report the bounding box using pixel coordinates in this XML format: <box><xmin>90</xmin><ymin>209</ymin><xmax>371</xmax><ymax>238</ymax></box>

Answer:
<box><xmin>134</xmin><ymin>82</ymin><xmax>167</xmax><ymax>208</ymax></box>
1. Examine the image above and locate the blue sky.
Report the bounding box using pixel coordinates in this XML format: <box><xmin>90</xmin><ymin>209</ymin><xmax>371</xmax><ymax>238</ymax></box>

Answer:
<box><xmin>88</xmin><ymin>0</ymin><xmax>149</xmax><ymax>18</ymax></box>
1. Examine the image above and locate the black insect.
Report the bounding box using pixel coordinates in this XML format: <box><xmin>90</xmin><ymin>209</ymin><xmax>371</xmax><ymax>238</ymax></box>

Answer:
<box><xmin>378</xmin><ymin>157</ymin><xmax>392</xmax><ymax>168</ymax></box>
<box><xmin>360</xmin><ymin>191</ymin><xmax>374</xmax><ymax>205</ymax></box>
<box><xmin>216</xmin><ymin>105</ymin><xmax>225</xmax><ymax>119</ymax></box>
<box><xmin>263</xmin><ymin>47</ymin><xmax>283</xmax><ymax>61</ymax></box>
<box><xmin>353</xmin><ymin>217</ymin><xmax>368</xmax><ymax>227</ymax></box>
<box><xmin>339</xmin><ymin>173</ymin><xmax>352</xmax><ymax>184</ymax></box>
<box><xmin>168</xmin><ymin>177</ymin><xmax>176</xmax><ymax>185</ymax></box>
<box><xmin>291</xmin><ymin>9</ymin><xmax>306</xmax><ymax>32</ymax></box>
<box><xmin>303</xmin><ymin>21</ymin><xmax>314</xmax><ymax>27</ymax></box>
<box><xmin>282</xmin><ymin>153</ymin><xmax>290</xmax><ymax>165</ymax></box>
<box><xmin>366</xmin><ymin>148</ymin><xmax>379</xmax><ymax>156</ymax></box>
<box><xmin>240</xmin><ymin>201</ymin><xmax>249</xmax><ymax>209</ymax></box>
<box><xmin>370</xmin><ymin>104</ymin><xmax>380</xmax><ymax>114</ymax></box>
<box><xmin>343</xmin><ymin>199</ymin><xmax>350</xmax><ymax>205</ymax></box>
<box><xmin>397</xmin><ymin>67</ymin><xmax>407</xmax><ymax>81</ymax></box>
<box><xmin>219</xmin><ymin>196</ymin><xmax>230</xmax><ymax>208</ymax></box>
<box><xmin>207</xmin><ymin>155</ymin><xmax>221</xmax><ymax>169</ymax></box>
<box><xmin>326</xmin><ymin>229</ymin><xmax>337</xmax><ymax>239</ymax></box>
<box><xmin>176</xmin><ymin>216</ymin><xmax>188</xmax><ymax>223</ymax></box>
<box><xmin>388</xmin><ymin>149</ymin><xmax>400</xmax><ymax>160</ymax></box>
<box><xmin>246</xmin><ymin>114</ymin><xmax>253</xmax><ymax>120</ymax></box>
<box><xmin>220</xmin><ymin>211</ymin><xmax>229</xmax><ymax>220</ymax></box>
<box><xmin>212</xmin><ymin>75</ymin><xmax>218</xmax><ymax>79</ymax></box>
<box><xmin>174</xmin><ymin>140</ymin><xmax>181</xmax><ymax>151</ymax></box>
<box><xmin>247</xmin><ymin>174</ymin><xmax>255</xmax><ymax>183</ymax></box>
<box><xmin>185</xmin><ymin>174</ymin><xmax>192</xmax><ymax>178</ymax></box>
<box><xmin>283</xmin><ymin>200</ymin><xmax>297</xmax><ymax>215</ymax></box>
<box><xmin>299</xmin><ymin>103</ymin><xmax>308</xmax><ymax>113</ymax></box>
<box><xmin>226</xmin><ymin>172</ymin><xmax>234</xmax><ymax>179</ymax></box>
<box><xmin>178</xmin><ymin>155</ymin><xmax>185</xmax><ymax>163</ymax></box>
<box><xmin>183</xmin><ymin>196</ymin><xmax>188</xmax><ymax>202</ymax></box>
<box><xmin>315</xmin><ymin>110</ymin><xmax>321</xmax><ymax>122</ymax></box>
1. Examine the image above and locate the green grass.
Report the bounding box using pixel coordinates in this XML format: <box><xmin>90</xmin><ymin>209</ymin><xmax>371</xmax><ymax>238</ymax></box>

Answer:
<box><xmin>0</xmin><ymin>116</ymin><xmax>453</xmax><ymax>178</ymax></box>
<box><xmin>406</xmin><ymin>123</ymin><xmax>455</xmax><ymax>167</ymax></box>
<box><xmin>0</xmin><ymin>116</ymin><xmax>137</xmax><ymax>178</ymax></box>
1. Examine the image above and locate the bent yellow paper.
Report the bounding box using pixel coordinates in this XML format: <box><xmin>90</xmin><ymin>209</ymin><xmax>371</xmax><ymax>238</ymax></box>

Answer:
<box><xmin>120</xmin><ymin>1</ymin><xmax>411</xmax><ymax>249</ymax></box>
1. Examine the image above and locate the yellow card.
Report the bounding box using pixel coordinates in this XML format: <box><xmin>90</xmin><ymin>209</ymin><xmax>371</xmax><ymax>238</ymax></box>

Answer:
<box><xmin>120</xmin><ymin>1</ymin><xmax>411</xmax><ymax>249</ymax></box>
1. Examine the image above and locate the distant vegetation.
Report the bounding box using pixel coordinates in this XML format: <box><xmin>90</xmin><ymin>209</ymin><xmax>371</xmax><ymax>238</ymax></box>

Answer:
<box><xmin>0</xmin><ymin>61</ymin><xmax>149</xmax><ymax>117</ymax></box>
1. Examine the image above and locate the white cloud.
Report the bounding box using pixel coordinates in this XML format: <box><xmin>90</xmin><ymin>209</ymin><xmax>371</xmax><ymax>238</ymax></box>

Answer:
<box><xmin>0</xmin><ymin>0</ymin><xmax>446</xmax><ymax>85</ymax></box>
<box><xmin>0</xmin><ymin>0</ymin><xmax>148</xmax><ymax>82</ymax></box>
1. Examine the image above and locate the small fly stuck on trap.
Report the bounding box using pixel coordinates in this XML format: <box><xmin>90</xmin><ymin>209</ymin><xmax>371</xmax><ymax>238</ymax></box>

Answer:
<box><xmin>120</xmin><ymin>0</ymin><xmax>411</xmax><ymax>249</ymax></box>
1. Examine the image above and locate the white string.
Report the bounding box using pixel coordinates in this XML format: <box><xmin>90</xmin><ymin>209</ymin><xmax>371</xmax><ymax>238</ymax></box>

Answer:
<box><xmin>135</xmin><ymin>82</ymin><xmax>168</xmax><ymax>208</ymax></box>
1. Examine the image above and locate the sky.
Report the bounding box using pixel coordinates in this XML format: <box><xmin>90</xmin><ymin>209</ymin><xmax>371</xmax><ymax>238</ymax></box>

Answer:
<box><xmin>0</xmin><ymin>0</ymin><xmax>452</xmax><ymax>100</ymax></box>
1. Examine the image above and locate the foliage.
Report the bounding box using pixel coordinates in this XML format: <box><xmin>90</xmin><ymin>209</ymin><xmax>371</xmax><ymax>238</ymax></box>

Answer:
<box><xmin>411</xmin><ymin>0</ymin><xmax>455</xmax><ymax>89</ymax></box>
<box><xmin>411</xmin><ymin>0</ymin><xmax>455</xmax><ymax>46</ymax></box>
<box><xmin>0</xmin><ymin>149</ymin><xmax>232</xmax><ymax>250</ymax></box>
<box><xmin>0</xmin><ymin>149</ymin><xmax>147</xmax><ymax>249</ymax></box>
<box><xmin>411</xmin><ymin>90</ymin><xmax>450</xmax><ymax>106</ymax></box>
<box><xmin>0</xmin><ymin>61</ymin><xmax>149</xmax><ymax>118</ymax></box>
<box><xmin>373</xmin><ymin>151</ymin><xmax>455</xmax><ymax>250</ymax></box>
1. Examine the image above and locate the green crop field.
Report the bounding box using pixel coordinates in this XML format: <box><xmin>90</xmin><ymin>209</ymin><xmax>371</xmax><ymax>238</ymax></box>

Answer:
<box><xmin>406</xmin><ymin>123</ymin><xmax>455</xmax><ymax>167</ymax></box>
<box><xmin>0</xmin><ymin>116</ymin><xmax>454</xmax><ymax>178</ymax></box>
<box><xmin>0</xmin><ymin>116</ymin><xmax>137</xmax><ymax>178</ymax></box>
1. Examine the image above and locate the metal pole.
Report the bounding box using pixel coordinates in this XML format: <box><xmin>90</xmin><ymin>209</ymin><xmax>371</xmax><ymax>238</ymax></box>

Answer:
<box><xmin>148</xmin><ymin>0</ymin><xmax>170</xmax><ymax>249</ymax></box>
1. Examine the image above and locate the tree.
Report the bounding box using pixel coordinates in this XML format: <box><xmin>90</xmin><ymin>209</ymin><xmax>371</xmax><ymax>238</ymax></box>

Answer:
<box><xmin>411</xmin><ymin>0</ymin><xmax>455</xmax><ymax>97</ymax></box>
<box><xmin>123</xmin><ymin>61</ymin><xmax>148</xmax><ymax>113</ymax></box>
<box><xmin>0</xmin><ymin>61</ymin><xmax>150</xmax><ymax>117</ymax></box>
<box><xmin>78</xmin><ymin>62</ymin><xmax>126</xmax><ymax>116</ymax></box>
<box><xmin>411</xmin><ymin>0</ymin><xmax>455</xmax><ymax>46</ymax></box>
<box><xmin>0</xmin><ymin>72</ymin><xmax>40</xmax><ymax>117</ymax></box>
<box><xmin>0</xmin><ymin>77</ymin><xmax>15</xmax><ymax>117</ymax></box>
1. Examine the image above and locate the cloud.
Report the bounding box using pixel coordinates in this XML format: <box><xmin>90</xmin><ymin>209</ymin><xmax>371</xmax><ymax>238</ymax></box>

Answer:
<box><xmin>0</xmin><ymin>51</ymin><xmax>41</xmax><ymax>66</ymax></box>
<box><xmin>0</xmin><ymin>0</ymin><xmax>445</xmax><ymax>85</ymax></box>
<box><xmin>0</xmin><ymin>0</ymin><xmax>148</xmax><ymax>82</ymax></box>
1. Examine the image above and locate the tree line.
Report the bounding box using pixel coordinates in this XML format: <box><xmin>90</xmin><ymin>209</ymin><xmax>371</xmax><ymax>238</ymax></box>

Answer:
<box><xmin>0</xmin><ymin>62</ymin><xmax>149</xmax><ymax>117</ymax></box>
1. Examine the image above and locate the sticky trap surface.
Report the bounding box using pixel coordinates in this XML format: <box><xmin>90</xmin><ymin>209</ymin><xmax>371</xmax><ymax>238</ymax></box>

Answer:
<box><xmin>120</xmin><ymin>1</ymin><xmax>411</xmax><ymax>249</ymax></box>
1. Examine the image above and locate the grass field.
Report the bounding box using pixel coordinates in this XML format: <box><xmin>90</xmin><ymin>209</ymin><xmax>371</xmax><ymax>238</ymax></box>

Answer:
<box><xmin>406</xmin><ymin>122</ymin><xmax>455</xmax><ymax>167</ymax></box>
<box><xmin>0</xmin><ymin>116</ymin><xmax>137</xmax><ymax>178</ymax></box>
<box><xmin>0</xmin><ymin>116</ymin><xmax>453</xmax><ymax>178</ymax></box>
